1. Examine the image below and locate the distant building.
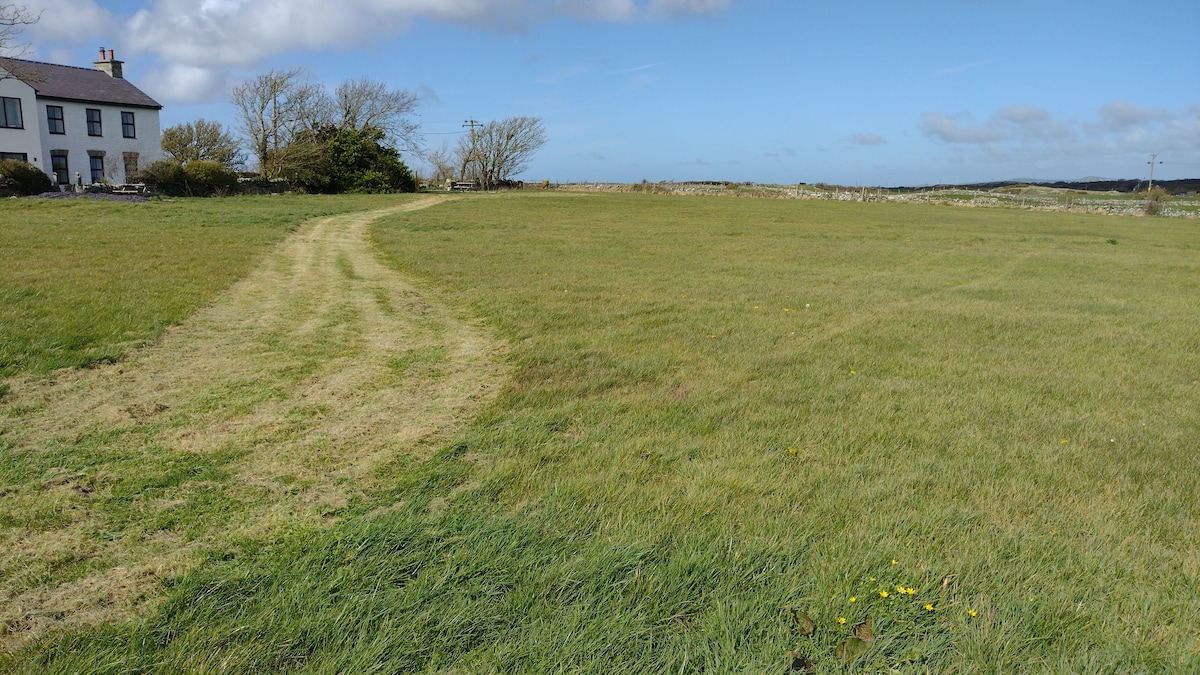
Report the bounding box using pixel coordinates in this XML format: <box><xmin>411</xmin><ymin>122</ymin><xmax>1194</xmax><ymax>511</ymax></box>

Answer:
<box><xmin>0</xmin><ymin>49</ymin><xmax>162</xmax><ymax>186</ymax></box>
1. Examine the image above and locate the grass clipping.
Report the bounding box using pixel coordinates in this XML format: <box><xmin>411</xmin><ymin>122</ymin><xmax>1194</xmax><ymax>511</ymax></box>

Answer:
<box><xmin>0</xmin><ymin>197</ymin><xmax>508</xmax><ymax>650</ymax></box>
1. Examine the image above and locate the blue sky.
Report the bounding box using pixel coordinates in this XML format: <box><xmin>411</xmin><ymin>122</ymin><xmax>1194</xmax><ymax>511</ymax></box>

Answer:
<box><xmin>14</xmin><ymin>0</ymin><xmax>1200</xmax><ymax>185</ymax></box>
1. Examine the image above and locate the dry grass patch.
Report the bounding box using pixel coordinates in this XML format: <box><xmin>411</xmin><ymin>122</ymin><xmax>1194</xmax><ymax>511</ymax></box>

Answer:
<box><xmin>0</xmin><ymin>197</ymin><xmax>509</xmax><ymax>651</ymax></box>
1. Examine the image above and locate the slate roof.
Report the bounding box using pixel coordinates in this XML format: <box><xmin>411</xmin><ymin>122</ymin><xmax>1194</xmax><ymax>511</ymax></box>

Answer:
<box><xmin>0</xmin><ymin>57</ymin><xmax>162</xmax><ymax>109</ymax></box>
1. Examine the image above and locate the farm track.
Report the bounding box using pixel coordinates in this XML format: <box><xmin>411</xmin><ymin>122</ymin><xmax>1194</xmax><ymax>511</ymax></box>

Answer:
<box><xmin>0</xmin><ymin>196</ymin><xmax>508</xmax><ymax>650</ymax></box>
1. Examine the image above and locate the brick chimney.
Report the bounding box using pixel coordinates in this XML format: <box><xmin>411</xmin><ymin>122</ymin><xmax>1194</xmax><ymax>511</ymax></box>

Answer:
<box><xmin>93</xmin><ymin>48</ymin><xmax>124</xmax><ymax>79</ymax></box>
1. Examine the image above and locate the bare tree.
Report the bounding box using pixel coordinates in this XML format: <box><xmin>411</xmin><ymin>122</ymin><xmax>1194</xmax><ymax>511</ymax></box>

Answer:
<box><xmin>161</xmin><ymin>119</ymin><xmax>245</xmax><ymax>168</ymax></box>
<box><xmin>232</xmin><ymin>69</ymin><xmax>425</xmax><ymax>179</ymax></box>
<box><xmin>423</xmin><ymin>142</ymin><xmax>456</xmax><ymax>183</ymax></box>
<box><xmin>231</xmin><ymin>68</ymin><xmax>325</xmax><ymax>178</ymax></box>
<box><xmin>455</xmin><ymin>117</ymin><xmax>546</xmax><ymax>189</ymax></box>
<box><xmin>0</xmin><ymin>4</ymin><xmax>38</xmax><ymax>78</ymax></box>
<box><xmin>333</xmin><ymin>78</ymin><xmax>419</xmax><ymax>151</ymax></box>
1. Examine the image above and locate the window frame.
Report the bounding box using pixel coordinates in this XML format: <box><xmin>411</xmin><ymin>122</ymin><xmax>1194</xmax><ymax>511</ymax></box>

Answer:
<box><xmin>47</xmin><ymin>105</ymin><xmax>65</xmax><ymax>134</ymax></box>
<box><xmin>50</xmin><ymin>151</ymin><xmax>69</xmax><ymax>185</ymax></box>
<box><xmin>0</xmin><ymin>152</ymin><xmax>29</xmax><ymax>162</ymax></box>
<box><xmin>89</xmin><ymin>153</ymin><xmax>105</xmax><ymax>183</ymax></box>
<box><xmin>121</xmin><ymin>111</ymin><xmax>136</xmax><ymax>139</ymax></box>
<box><xmin>86</xmin><ymin>108</ymin><xmax>102</xmax><ymax>136</ymax></box>
<box><xmin>1</xmin><ymin>97</ymin><xmax>24</xmax><ymax>129</ymax></box>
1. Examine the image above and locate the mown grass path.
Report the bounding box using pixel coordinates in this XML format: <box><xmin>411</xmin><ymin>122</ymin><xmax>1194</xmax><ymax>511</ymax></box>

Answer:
<box><xmin>0</xmin><ymin>196</ymin><xmax>508</xmax><ymax>650</ymax></box>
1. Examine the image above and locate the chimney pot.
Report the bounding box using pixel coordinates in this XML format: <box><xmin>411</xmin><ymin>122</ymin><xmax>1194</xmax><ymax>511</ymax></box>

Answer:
<box><xmin>93</xmin><ymin>49</ymin><xmax>124</xmax><ymax>78</ymax></box>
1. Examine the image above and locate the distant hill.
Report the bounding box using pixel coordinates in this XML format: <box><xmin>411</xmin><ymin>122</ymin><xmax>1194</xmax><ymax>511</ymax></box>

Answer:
<box><xmin>1007</xmin><ymin>176</ymin><xmax>1114</xmax><ymax>184</ymax></box>
<box><xmin>891</xmin><ymin>178</ymin><xmax>1199</xmax><ymax>195</ymax></box>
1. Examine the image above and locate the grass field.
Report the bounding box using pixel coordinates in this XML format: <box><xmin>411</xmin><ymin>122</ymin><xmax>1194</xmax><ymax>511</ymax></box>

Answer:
<box><xmin>2</xmin><ymin>193</ymin><xmax>1199</xmax><ymax>672</ymax></box>
<box><xmin>0</xmin><ymin>194</ymin><xmax>402</xmax><ymax>378</ymax></box>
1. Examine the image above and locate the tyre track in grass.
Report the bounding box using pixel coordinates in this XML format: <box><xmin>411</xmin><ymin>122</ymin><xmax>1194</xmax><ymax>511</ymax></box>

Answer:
<box><xmin>0</xmin><ymin>195</ymin><xmax>508</xmax><ymax>651</ymax></box>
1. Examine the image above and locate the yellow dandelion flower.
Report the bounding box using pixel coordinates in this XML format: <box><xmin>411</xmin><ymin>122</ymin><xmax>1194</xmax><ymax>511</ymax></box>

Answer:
<box><xmin>907</xmin><ymin>588</ymin><xmax>916</xmax><ymax>595</ymax></box>
<box><xmin>924</xmin><ymin>604</ymin><xmax>935</xmax><ymax>612</ymax></box>
<box><xmin>850</xmin><ymin>370</ymin><xmax>857</xmax><ymax>375</ymax></box>
<box><xmin>784</xmin><ymin>308</ymin><xmax>790</xmax><ymax>312</ymax></box>
<box><xmin>787</xmin><ymin>447</ymin><xmax>798</xmax><ymax>456</ymax></box>
<box><xmin>849</xmin><ymin>597</ymin><xmax>856</xmax><ymax>603</ymax></box>
<box><xmin>868</xmin><ymin>577</ymin><xmax>875</xmax><ymax>582</ymax></box>
<box><xmin>896</xmin><ymin>585</ymin><xmax>905</xmax><ymax>593</ymax></box>
<box><xmin>753</xmin><ymin>306</ymin><xmax>759</xmax><ymax>310</ymax></box>
<box><xmin>968</xmin><ymin>609</ymin><xmax>977</xmax><ymax>617</ymax></box>
<box><xmin>891</xmin><ymin>560</ymin><xmax>898</xmax><ymax>565</ymax></box>
<box><xmin>838</xmin><ymin>617</ymin><xmax>847</xmax><ymax>625</ymax></box>
<box><xmin>1061</xmin><ymin>439</ymin><xmax>1068</xmax><ymax>444</ymax></box>
<box><xmin>880</xmin><ymin>591</ymin><xmax>889</xmax><ymax>598</ymax></box>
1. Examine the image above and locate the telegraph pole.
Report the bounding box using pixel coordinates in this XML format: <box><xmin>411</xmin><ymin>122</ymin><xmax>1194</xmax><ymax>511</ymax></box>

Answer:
<box><xmin>462</xmin><ymin>119</ymin><xmax>481</xmax><ymax>184</ymax></box>
<box><xmin>1147</xmin><ymin>153</ymin><xmax>1162</xmax><ymax>192</ymax></box>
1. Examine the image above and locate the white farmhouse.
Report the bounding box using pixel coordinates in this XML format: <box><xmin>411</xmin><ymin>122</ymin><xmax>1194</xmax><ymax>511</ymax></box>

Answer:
<box><xmin>0</xmin><ymin>49</ymin><xmax>162</xmax><ymax>187</ymax></box>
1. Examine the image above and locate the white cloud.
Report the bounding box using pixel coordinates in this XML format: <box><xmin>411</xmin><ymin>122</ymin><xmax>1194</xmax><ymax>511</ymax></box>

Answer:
<box><xmin>848</xmin><ymin>132</ymin><xmax>887</xmax><ymax>146</ymax></box>
<box><xmin>140</xmin><ymin>62</ymin><xmax>235</xmax><ymax>104</ymax></box>
<box><xmin>921</xmin><ymin>111</ymin><xmax>1006</xmax><ymax>144</ymax></box>
<box><xmin>60</xmin><ymin>0</ymin><xmax>722</xmax><ymax>104</ymax></box>
<box><xmin>648</xmin><ymin>0</ymin><xmax>731</xmax><ymax>17</ymax></box>
<box><xmin>122</xmin><ymin>0</ymin><xmax>725</xmax><ymax>69</ymax></box>
<box><xmin>921</xmin><ymin>101</ymin><xmax>1200</xmax><ymax>167</ymax></box>
<box><xmin>997</xmin><ymin>104</ymin><xmax>1049</xmax><ymax>124</ymax></box>
<box><xmin>923</xmin><ymin>106</ymin><xmax>1073</xmax><ymax>146</ymax></box>
<box><xmin>1089</xmin><ymin>100</ymin><xmax>1170</xmax><ymax>134</ymax></box>
<box><xmin>22</xmin><ymin>0</ymin><xmax>117</xmax><ymax>45</ymax></box>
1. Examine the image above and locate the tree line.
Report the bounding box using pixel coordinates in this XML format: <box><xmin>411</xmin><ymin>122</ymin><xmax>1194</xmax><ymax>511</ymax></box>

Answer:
<box><xmin>157</xmin><ymin>67</ymin><xmax>546</xmax><ymax>195</ymax></box>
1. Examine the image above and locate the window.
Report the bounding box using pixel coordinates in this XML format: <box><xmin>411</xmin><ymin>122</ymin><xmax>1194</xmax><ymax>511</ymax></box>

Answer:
<box><xmin>89</xmin><ymin>152</ymin><xmax>105</xmax><ymax>183</ymax></box>
<box><xmin>0</xmin><ymin>152</ymin><xmax>28</xmax><ymax>161</ymax></box>
<box><xmin>50</xmin><ymin>151</ymin><xmax>68</xmax><ymax>185</ymax></box>
<box><xmin>86</xmin><ymin>108</ymin><xmax>102</xmax><ymax>136</ymax></box>
<box><xmin>1</xmin><ymin>97</ymin><xmax>23</xmax><ymax>129</ymax></box>
<box><xmin>47</xmin><ymin>105</ymin><xmax>65</xmax><ymax>134</ymax></box>
<box><xmin>121</xmin><ymin>111</ymin><xmax>136</xmax><ymax>138</ymax></box>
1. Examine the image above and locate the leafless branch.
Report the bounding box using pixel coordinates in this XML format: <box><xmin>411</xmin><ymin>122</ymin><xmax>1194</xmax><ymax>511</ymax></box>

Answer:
<box><xmin>456</xmin><ymin>117</ymin><xmax>547</xmax><ymax>189</ymax></box>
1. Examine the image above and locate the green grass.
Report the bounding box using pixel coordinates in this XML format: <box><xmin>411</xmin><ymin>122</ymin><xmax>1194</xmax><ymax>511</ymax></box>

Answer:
<box><xmin>0</xmin><ymin>194</ymin><xmax>401</xmax><ymax>377</ymax></box>
<box><xmin>6</xmin><ymin>193</ymin><xmax>1200</xmax><ymax>672</ymax></box>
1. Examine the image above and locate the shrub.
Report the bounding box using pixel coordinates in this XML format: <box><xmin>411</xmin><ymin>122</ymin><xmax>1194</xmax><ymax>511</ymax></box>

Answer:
<box><xmin>288</xmin><ymin>125</ymin><xmax>417</xmax><ymax>194</ymax></box>
<box><xmin>0</xmin><ymin>159</ymin><xmax>54</xmax><ymax>196</ymax></box>
<box><xmin>1143</xmin><ymin>186</ymin><xmax>1169</xmax><ymax>216</ymax></box>
<box><xmin>183</xmin><ymin>160</ymin><xmax>239</xmax><ymax>196</ymax></box>
<box><xmin>141</xmin><ymin>160</ymin><xmax>187</xmax><ymax>196</ymax></box>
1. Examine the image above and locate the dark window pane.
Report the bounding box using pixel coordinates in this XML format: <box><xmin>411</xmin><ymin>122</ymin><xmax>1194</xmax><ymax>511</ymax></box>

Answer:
<box><xmin>1</xmin><ymin>97</ymin><xmax>23</xmax><ymax>129</ymax></box>
<box><xmin>90</xmin><ymin>155</ymin><xmax>105</xmax><ymax>183</ymax></box>
<box><xmin>47</xmin><ymin>106</ymin><xmax>65</xmax><ymax>134</ymax></box>
<box><xmin>87</xmin><ymin>109</ymin><xmax>102</xmax><ymax>136</ymax></box>
<box><xmin>51</xmin><ymin>152</ymin><xmax>69</xmax><ymax>184</ymax></box>
<box><xmin>121</xmin><ymin>111</ymin><xmax>136</xmax><ymax>138</ymax></box>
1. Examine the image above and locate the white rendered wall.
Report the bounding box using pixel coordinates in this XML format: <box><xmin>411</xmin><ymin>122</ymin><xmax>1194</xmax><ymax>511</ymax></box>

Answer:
<box><xmin>0</xmin><ymin>71</ymin><xmax>44</xmax><ymax>167</ymax></box>
<box><xmin>37</xmin><ymin>100</ymin><xmax>161</xmax><ymax>184</ymax></box>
